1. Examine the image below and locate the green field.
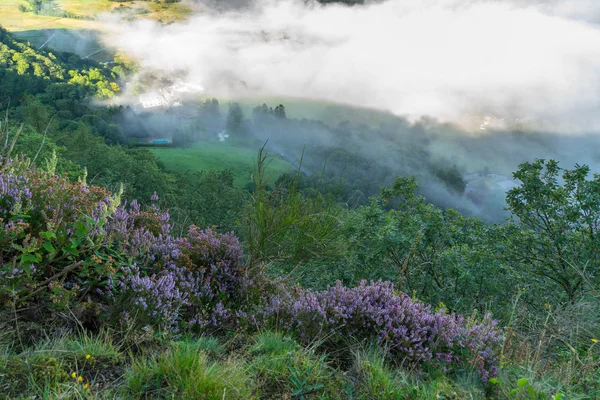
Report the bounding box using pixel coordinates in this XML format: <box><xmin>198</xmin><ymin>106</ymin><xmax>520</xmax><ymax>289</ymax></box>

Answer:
<box><xmin>235</xmin><ymin>96</ymin><xmax>401</xmax><ymax>129</ymax></box>
<box><xmin>0</xmin><ymin>0</ymin><xmax>193</xmax><ymax>34</ymax></box>
<box><xmin>149</xmin><ymin>140</ymin><xmax>295</xmax><ymax>188</ymax></box>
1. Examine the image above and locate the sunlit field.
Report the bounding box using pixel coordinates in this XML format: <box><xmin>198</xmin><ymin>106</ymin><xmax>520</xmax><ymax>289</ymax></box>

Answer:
<box><xmin>150</xmin><ymin>140</ymin><xmax>295</xmax><ymax>188</ymax></box>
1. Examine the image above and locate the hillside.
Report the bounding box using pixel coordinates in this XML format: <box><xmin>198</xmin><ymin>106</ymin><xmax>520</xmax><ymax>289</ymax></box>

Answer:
<box><xmin>0</xmin><ymin>8</ymin><xmax>599</xmax><ymax>400</ymax></box>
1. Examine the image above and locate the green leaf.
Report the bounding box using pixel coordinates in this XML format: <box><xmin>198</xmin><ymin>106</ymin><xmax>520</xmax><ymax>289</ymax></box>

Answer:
<box><xmin>526</xmin><ymin>385</ymin><xmax>535</xmax><ymax>399</ymax></box>
<box><xmin>41</xmin><ymin>231</ymin><xmax>56</xmax><ymax>240</ymax></box>
<box><xmin>75</xmin><ymin>220</ymin><xmax>89</xmax><ymax>235</ymax></box>
<box><xmin>488</xmin><ymin>378</ymin><xmax>499</xmax><ymax>385</ymax></box>
<box><xmin>42</xmin><ymin>242</ymin><xmax>56</xmax><ymax>253</ymax></box>
<box><xmin>63</xmin><ymin>245</ymin><xmax>78</xmax><ymax>256</ymax></box>
<box><xmin>553</xmin><ymin>393</ymin><xmax>564</xmax><ymax>400</ymax></box>
<box><xmin>517</xmin><ymin>378</ymin><xmax>529</xmax><ymax>388</ymax></box>
<box><xmin>510</xmin><ymin>389</ymin><xmax>519</xmax><ymax>396</ymax></box>
<box><xmin>20</xmin><ymin>253</ymin><xmax>37</xmax><ymax>263</ymax></box>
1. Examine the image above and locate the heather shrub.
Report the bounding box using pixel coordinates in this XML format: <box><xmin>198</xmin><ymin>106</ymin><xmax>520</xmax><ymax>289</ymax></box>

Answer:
<box><xmin>0</xmin><ymin>155</ymin><xmax>122</xmax><ymax>312</ymax></box>
<box><xmin>178</xmin><ymin>226</ymin><xmax>246</xmax><ymax>305</ymax></box>
<box><xmin>0</xmin><ymin>154</ymin><xmax>255</xmax><ymax>334</ymax></box>
<box><xmin>116</xmin><ymin>222</ymin><xmax>255</xmax><ymax>333</ymax></box>
<box><xmin>259</xmin><ymin>280</ymin><xmax>502</xmax><ymax>383</ymax></box>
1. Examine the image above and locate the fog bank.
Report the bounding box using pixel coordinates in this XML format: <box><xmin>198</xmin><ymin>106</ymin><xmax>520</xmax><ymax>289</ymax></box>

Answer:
<box><xmin>104</xmin><ymin>0</ymin><xmax>600</xmax><ymax>131</ymax></box>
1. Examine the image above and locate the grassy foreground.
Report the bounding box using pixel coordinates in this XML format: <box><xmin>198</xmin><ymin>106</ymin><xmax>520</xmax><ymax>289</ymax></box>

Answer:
<box><xmin>0</xmin><ymin>330</ymin><xmax>487</xmax><ymax>399</ymax></box>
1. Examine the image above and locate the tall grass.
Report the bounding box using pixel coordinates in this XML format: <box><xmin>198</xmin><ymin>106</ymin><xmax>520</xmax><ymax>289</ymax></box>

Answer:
<box><xmin>123</xmin><ymin>339</ymin><xmax>255</xmax><ymax>399</ymax></box>
<box><xmin>242</xmin><ymin>144</ymin><xmax>346</xmax><ymax>268</ymax></box>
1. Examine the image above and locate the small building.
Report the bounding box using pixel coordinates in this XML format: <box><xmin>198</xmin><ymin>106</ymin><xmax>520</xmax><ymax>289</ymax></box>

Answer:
<box><xmin>139</xmin><ymin>137</ymin><xmax>172</xmax><ymax>145</ymax></box>
<box><xmin>139</xmin><ymin>92</ymin><xmax>168</xmax><ymax>109</ymax></box>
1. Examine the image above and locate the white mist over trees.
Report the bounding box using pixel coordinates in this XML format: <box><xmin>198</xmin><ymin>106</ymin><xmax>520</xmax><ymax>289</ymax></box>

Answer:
<box><xmin>105</xmin><ymin>0</ymin><xmax>600</xmax><ymax>131</ymax></box>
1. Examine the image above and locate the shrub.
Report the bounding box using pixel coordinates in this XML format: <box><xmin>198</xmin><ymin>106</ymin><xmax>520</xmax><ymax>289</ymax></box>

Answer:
<box><xmin>117</xmin><ymin>222</ymin><xmax>252</xmax><ymax>333</ymax></box>
<box><xmin>0</xmin><ymin>155</ymin><xmax>120</xmax><ymax>311</ymax></box>
<box><xmin>259</xmin><ymin>280</ymin><xmax>502</xmax><ymax>383</ymax></box>
<box><xmin>0</xmin><ymin>155</ymin><xmax>256</xmax><ymax>334</ymax></box>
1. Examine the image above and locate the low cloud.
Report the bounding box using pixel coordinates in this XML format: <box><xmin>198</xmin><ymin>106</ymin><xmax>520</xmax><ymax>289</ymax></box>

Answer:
<box><xmin>103</xmin><ymin>0</ymin><xmax>600</xmax><ymax>130</ymax></box>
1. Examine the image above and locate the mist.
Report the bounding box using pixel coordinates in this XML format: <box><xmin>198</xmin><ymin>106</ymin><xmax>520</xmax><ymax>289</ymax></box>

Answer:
<box><xmin>103</xmin><ymin>0</ymin><xmax>600</xmax><ymax>130</ymax></box>
<box><xmin>92</xmin><ymin>0</ymin><xmax>600</xmax><ymax>221</ymax></box>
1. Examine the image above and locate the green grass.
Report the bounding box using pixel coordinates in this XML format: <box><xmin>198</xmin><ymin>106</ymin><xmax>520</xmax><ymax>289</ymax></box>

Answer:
<box><xmin>234</xmin><ymin>96</ymin><xmax>401</xmax><ymax>129</ymax></box>
<box><xmin>123</xmin><ymin>339</ymin><xmax>255</xmax><ymax>399</ymax></box>
<box><xmin>0</xmin><ymin>331</ymin><xmax>125</xmax><ymax>399</ymax></box>
<box><xmin>4</xmin><ymin>328</ymin><xmax>579</xmax><ymax>399</ymax></box>
<box><xmin>0</xmin><ymin>0</ymin><xmax>193</xmax><ymax>35</ymax></box>
<box><xmin>248</xmin><ymin>331</ymin><xmax>339</xmax><ymax>399</ymax></box>
<box><xmin>149</xmin><ymin>140</ymin><xmax>295</xmax><ymax>188</ymax></box>
<box><xmin>0</xmin><ymin>0</ymin><xmax>105</xmax><ymax>31</ymax></box>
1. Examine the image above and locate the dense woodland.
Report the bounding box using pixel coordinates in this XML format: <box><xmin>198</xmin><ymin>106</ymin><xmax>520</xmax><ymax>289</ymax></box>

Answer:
<box><xmin>0</xmin><ymin>24</ymin><xmax>598</xmax><ymax>399</ymax></box>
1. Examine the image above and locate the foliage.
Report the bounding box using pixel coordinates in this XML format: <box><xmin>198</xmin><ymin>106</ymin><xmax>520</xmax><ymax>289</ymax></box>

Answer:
<box><xmin>259</xmin><ymin>280</ymin><xmax>503</xmax><ymax>383</ymax></box>
<box><xmin>505</xmin><ymin>159</ymin><xmax>600</xmax><ymax>303</ymax></box>
<box><xmin>291</xmin><ymin>176</ymin><xmax>512</xmax><ymax>316</ymax></box>
<box><xmin>488</xmin><ymin>376</ymin><xmax>565</xmax><ymax>400</ymax></box>
<box><xmin>242</xmin><ymin>145</ymin><xmax>347</xmax><ymax>267</ymax></box>
<box><xmin>0</xmin><ymin>27</ymin><xmax>120</xmax><ymax>102</ymax></box>
<box><xmin>0</xmin><ymin>154</ymin><xmax>122</xmax><ymax>312</ymax></box>
<box><xmin>168</xmin><ymin>169</ymin><xmax>249</xmax><ymax>233</ymax></box>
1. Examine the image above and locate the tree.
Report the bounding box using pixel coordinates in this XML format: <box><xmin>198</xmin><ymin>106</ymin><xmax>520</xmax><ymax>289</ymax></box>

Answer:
<box><xmin>505</xmin><ymin>159</ymin><xmax>600</xmax><ymax>303</ymax></box>
<box><xmin>337</xmin><ymin>176</ymin><xmax>508</xmax><ymax>313</ymax></box>
<box><xmin>274</xmin><ymin>104</ymin><xmax>286</xmax><ymax>119</ymax></box>
<box><xmin>226</xmin><ymin>102</ymin><xmax>249</xmax><ymax>138</ymax></box>
<box><xmin>18</xmin><ymin>95</ymin><xmax>50</xmax><ymax>133</ymax></box>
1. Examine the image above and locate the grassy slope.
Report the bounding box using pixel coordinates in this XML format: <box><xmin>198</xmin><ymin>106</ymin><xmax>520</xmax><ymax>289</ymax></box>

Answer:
<box><xmin>150</xmin><ymin>140</ymin><xmax>294</xmax><ymax>188</ymax></box>
<box><xmin>0</xmin><ymin>0</ymin><xmax>192</xmax><ymax>33</ymax></box>
<box><xmin>235</xmin><ymin>96</ymin><xmax>401</xmax><ymax>128</ymax></box>
<box><xmin>0</xmin><ymin>0</ymin><xmax>193</xmax><ymax>62</ymax></box>
<box><xmin>0</xmin><ymin>1</ymin><xmax>103</xmax><ymax>32</ymax></box>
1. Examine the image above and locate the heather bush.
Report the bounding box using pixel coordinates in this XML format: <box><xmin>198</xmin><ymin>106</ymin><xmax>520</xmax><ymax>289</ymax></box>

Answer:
<box><xmin>0</xmin><ymin>155</ymin><xmax>122</xmax><ymax>312</ymax></box>
<box><xmin>0</xmin><ymin>154</ymin><xmax>255</xmax><ymax>333</ymax></box>
<box><xmin>116</xmin><ymin>219</ymin><xmax>255</xmax><ymax>332</ymax></box>
<box><xmin>259</xmin><ymin>280</ymin><xmax>502</xmax><ymax>383</ymax></box>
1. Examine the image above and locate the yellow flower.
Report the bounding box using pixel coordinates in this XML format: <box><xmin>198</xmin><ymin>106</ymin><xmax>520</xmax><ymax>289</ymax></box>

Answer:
<box><xmin>592</xmin><ymin>338</ymin><xmax>598</xmax><ymax>343</ymax></box>
<box><xmin>71</xmin><ymin>372</ymin><xmax>77</xmax><ymax>379</ymax></box>
<box><xmin>83</xmin><ymin>383</ymin><xmax>90</xmax><ymax>389</ymax></box>
<box><xmin>78</xmin><ymin>376</ymin><xmax>83</xmax><ymax>382</ymax></box>
<box><xmin>85</xmin><ymin>354</ymin><xmax>91</xmax><ymax>359</ymax></box>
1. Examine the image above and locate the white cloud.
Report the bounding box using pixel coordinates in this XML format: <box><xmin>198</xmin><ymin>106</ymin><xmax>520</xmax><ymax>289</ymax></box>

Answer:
<box><xmin>103</xmin><ymin>0</ymin><xmax>600</xmax><ymax>130</ymax></box>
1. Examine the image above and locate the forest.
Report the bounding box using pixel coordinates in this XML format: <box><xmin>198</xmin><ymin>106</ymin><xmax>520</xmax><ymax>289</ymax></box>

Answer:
<box><xmin>0</xmin><ymin>20</ymin><xmax>598</xmax><ymax>400</ymax></box>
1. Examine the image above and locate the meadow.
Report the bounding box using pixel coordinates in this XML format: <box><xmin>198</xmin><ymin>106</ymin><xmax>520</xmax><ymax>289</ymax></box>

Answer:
<box><xmin>149</xmin><ymin>140</ymin><xmax>295</xmax><ymax>188</ymax></box>
<box><xmin>0</xmin><ymin>0</ymin><xmax>193</xmax><ymax>35</ymax></box>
